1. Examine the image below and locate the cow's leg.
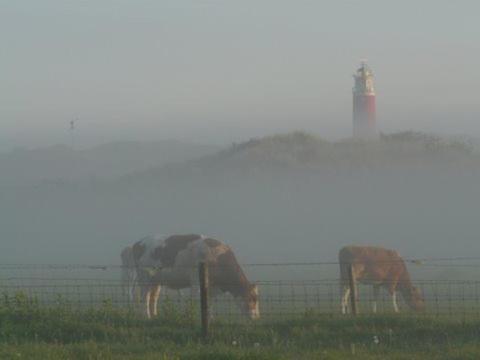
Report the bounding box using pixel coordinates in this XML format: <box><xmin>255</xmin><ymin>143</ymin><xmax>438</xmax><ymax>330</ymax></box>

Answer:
<box><xmin>121</xmin><ymin>268</ymin><xmax>128</xmax><ymax>298</ymax></box>
<box><xmin>146</xmin><ymin>290</ymin><xmax>152</xmax><ymax>319</ymax></box>
<box><xmin>208</xmin><ymin>287</ymin><xmax>222</xmax><ymax>320</ymax></box>
<box><xmin>392</xmin><ymin>292</ymin><xmax>399</xmax><ymax>313</ymax></box>
<box><xmin>372</xmin><ymin>285</ymin><xmax>380</xmax><ymax>314</ymax></box>
<box><xmin>388</xmin><ymin>278</ymin><xmax>400</xmax><ymax>313</ymax></box>
<box><xmin>341</xmin><ymin>286</ymin><xmax>350</xmax><ymax>314</ymax></box>
<box><xmin>129</xmin><ymin>272</ymin><xmax>137</xmax><ymax>304</ymax></box>
<box><xmin>151</xmin><ymin>285</ymin><xmax>162</xmax><ymax>317</ymax></box>
<box><xmin>144</xmin><ymin>286</ymin><xmax>152</xmax><ymax>319</ymax></box>
<box><xmin>131</xmin><ymin>269</ymin><xmax>145</xmax><ymax>307</ymax></box>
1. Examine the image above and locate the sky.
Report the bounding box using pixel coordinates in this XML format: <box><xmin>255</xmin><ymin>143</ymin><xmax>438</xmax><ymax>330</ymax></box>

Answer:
<box><xmin>1</xmin><ymin>0</ymin><xmax>479</xmax><ymax>150</ymax></box>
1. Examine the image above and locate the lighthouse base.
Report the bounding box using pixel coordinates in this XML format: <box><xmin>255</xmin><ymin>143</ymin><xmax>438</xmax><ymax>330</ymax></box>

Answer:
<box><xmin>353</xmin><ymin>94</ymin><xmax>377</xmax><ymax>140</ymax></box>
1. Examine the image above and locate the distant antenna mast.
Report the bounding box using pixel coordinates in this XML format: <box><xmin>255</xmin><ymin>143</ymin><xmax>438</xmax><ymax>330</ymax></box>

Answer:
<box><xmin>69</xmin><ymin>119</ymin><xmax>77</xmax><ymax>150</ymax></box>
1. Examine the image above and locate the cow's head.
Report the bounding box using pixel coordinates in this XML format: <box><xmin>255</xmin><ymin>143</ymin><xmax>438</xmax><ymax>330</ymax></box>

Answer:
<box><xmin>239</xmin><ymin>283</ymin><xmax>260</xmax><ymax>320</ymax></box>
<box><xmin>405</xmin><ymin>285</ymin><xmax>425</xmax><ymax>312</ymax></box>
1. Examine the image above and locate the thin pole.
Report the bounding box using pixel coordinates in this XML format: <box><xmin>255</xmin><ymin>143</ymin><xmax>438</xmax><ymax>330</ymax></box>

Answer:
<box><xmin>348</xmin><ymin>264</ymin><xmax>358</xmax><ymax>316</ymax></box>
<box><xmin>69</xmin><ymin>119</ymin><xmax>76</xmax><ymax>150</ymax></box>
<box><xmin>199</xmin><ymin>262</ymin><xmax>209</xmax><ymax>338</ymax></box>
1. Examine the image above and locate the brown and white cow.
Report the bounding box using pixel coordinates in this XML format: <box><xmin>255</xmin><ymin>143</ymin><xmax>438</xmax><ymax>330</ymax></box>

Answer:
<box><xmin>339</xmin><ymin>246</ymin><xmax>425</xmax><ymax>314</ymax></box>
<box><xmin>130</xmin><ymin>234</ymin><xmax>260</xmax><ymax>320</ymax></box>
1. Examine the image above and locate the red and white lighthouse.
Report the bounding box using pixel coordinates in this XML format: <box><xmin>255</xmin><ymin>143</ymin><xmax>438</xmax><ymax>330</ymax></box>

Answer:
<box><xmin>353</xmin><ymin>62</ymin><xmax>377</xmax><ymax>139</ymax></box>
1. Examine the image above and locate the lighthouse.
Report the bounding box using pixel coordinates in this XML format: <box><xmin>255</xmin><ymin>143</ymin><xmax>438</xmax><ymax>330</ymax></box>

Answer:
<box><xmin>352</xmin><ymin>62</ymin><xmax>377</xmax><ymax>139</ymax></box>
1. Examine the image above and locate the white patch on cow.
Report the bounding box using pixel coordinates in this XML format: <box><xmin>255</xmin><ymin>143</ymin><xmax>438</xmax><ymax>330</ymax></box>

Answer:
<box><xmin>372</xmin><ymin>286</ymin><xmax>380</xmax><ymax>314</ymax></box>
<box><xmin>138</xmin><ymin>235</ymin><xmax>168</xmax><ymax>269</ymax></box>
<box><xmin>392</xmin><ymin>292</ymin><xmax>399</xmax><ymax>313</ymax></box>
<box><xmin>252</xmin><ymin>285</ymin><xmax>260</xmax><ymax>319</ymax></box>
<box><xmin>341</xmin><ymin>286</ymin><xmax>351</xmax><ymax>314</ymax></box>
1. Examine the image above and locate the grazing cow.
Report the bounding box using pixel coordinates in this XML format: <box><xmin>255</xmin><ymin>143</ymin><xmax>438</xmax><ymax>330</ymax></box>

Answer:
<box><xmin>339</xmin><ymin>246</ymin><xmax>425</xmax><ymax>314</ymax></box>
<box><xmin>131</xmin><ymin>234</ymin><xmax>260</xmax><ymax>320</ymax></box>
<box><xmin>120</xmin><ymin>245</ymin><xmax>137</xmax><ymax>300</ymax></box>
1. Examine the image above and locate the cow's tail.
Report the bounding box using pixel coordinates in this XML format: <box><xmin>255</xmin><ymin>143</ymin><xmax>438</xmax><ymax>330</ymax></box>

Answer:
<box><xmin>121</xmin><ymin>247</ymin><xmax>132</xmax><ymax>296</ymax></box>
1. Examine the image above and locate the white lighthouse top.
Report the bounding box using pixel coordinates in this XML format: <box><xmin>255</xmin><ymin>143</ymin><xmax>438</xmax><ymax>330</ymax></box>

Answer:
<box><xmin>353</xmin><ymin>62</ymin><xmax>375</xmax><ymax>95</ymax></box>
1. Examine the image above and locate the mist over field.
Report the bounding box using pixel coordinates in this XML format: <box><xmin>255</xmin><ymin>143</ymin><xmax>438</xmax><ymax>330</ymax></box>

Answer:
<box><xmin>1</xmin><ymin>131</ymin><xmax>479</xmax><ymax>282</ymax></box>
<box><xmin>2</xmin><ymin>1</ymin><xmax>480</xmax><ymax>276</ymax></box>
<box><xmin>4</xmin><ymin>3</ymin><xmax>480</xmax><ymax>358</ymax></box>
<box><xmin>0</xmin><ymin>140</ymin><xmax>219</xmax><ymax>187</ymax></box>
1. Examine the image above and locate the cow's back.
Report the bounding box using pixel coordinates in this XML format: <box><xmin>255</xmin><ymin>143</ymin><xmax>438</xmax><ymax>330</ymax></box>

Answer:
<box><xmin>340</xmin><ymin>246</ymin><xmax>400</xmax><ymax>262</ymax></box>
<box><xmin>171</xmin><ymin>236</ymin><xmax>230</xmax><ymax>268</ymax></box>
<box><xmin>339</xmin><ymin>246</ymin><xmax>405</xmax><ymax>284</ymax></box>
<box><xmin>160</xmin><ymin>234</ymin><xmax>204</xmax><ymax>267</ymax></box>
<box><xmin>133</xmin><ymin>235</ymin><xmax>167</xmax><ymax>267</ymax></box>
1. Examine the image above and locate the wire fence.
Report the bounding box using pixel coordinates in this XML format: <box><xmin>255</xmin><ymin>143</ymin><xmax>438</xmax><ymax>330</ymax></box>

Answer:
<box><xmin>2</xmin><ymin>260</ymin><xmax>480</xmax><ymax>321</ymax></box>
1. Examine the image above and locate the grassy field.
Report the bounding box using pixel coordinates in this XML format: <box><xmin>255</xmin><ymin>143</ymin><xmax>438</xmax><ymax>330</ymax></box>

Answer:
<box><xmin>1</xmin><ymin>293</ymin><xmax>480</xmax><ymax>359</ymax></box>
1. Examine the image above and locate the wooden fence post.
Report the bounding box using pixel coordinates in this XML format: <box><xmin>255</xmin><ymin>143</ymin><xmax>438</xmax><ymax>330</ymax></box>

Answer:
<box><xmin>348</xmin><ymin>264</ymin><xmax>358</xmax><ymax>316</ymax></box>
<box><xmin>199</xmin><ymin>262</ymin><xmax>209</xmax><ymax>338</ymax></box>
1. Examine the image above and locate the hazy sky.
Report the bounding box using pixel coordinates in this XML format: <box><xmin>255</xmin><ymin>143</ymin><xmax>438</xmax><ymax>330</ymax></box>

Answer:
<box><xmin>2</xmin><ymin>1</ymin><xmax>479</xmax><ymax>149</ymax></box>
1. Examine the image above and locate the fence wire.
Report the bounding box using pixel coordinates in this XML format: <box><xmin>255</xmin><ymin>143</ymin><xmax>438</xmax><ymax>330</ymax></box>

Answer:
<box><xmin>2</xmin><ymin>261</ymin><xmax>480</xmax><ymax>322</ymax></box>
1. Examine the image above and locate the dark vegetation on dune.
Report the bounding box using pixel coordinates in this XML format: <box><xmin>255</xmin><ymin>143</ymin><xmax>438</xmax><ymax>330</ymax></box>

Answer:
<box><xmin>125</xmin><ymin>131</ymin><xmax>478</xmax><ymax>185</ymax></box>
<box><xmin>1</xmin><ymin>131</ymin><xmax>480</xmax><ymax>269</ymax></box>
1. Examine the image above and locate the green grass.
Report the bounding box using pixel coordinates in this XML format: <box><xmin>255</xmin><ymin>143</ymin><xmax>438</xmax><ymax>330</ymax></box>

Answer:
<box><xmin>2</xmin><ymin>293</ymin><xmax>480</xmax><ymax>359</ymax></box>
